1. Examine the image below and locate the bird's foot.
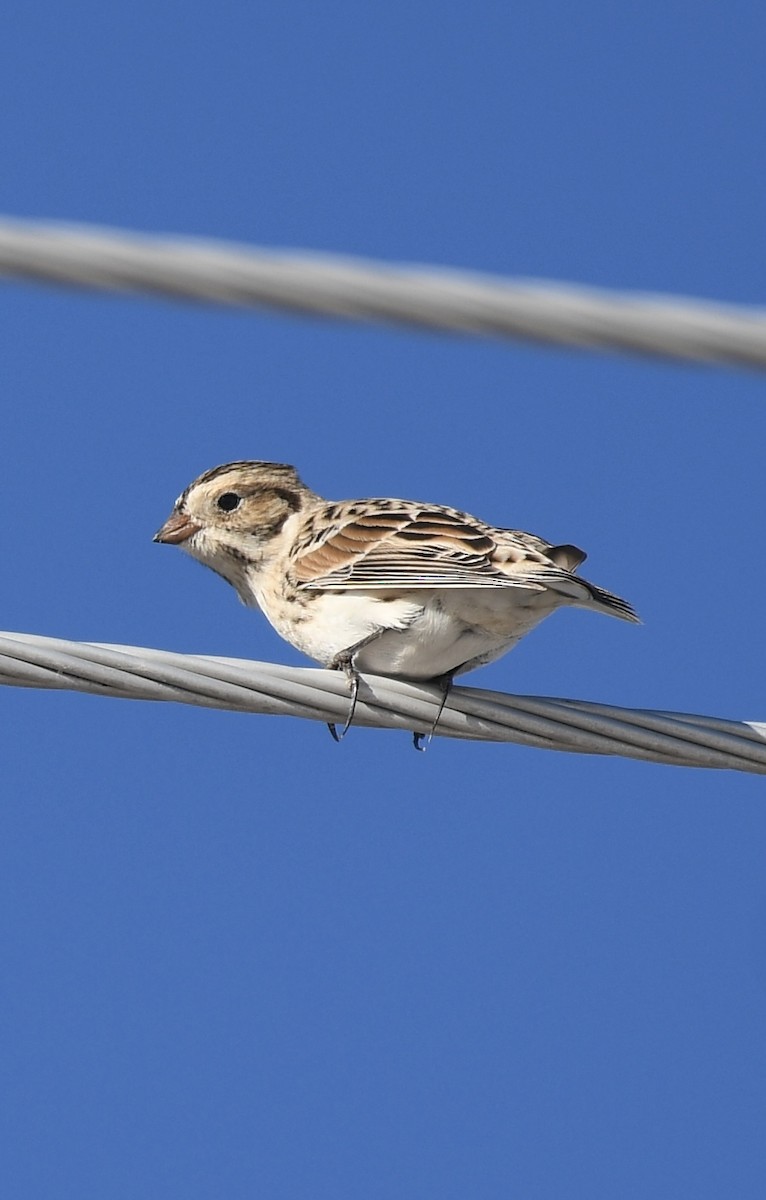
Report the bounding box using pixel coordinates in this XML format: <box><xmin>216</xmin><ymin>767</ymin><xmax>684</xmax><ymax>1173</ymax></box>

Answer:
<box><xmin>412</xmin><ymin>673</ymin><xmax>454</xmax><ymax>752</ymax></box>
<box><xmin>325</xmin><ymin>632</ymin><xmax>383</xmax><ymax>743</ymax></box>
<box><xmin>327</xmin><ymin>655</ymin><xmax>361</xmax><ymax>743</ymax></box>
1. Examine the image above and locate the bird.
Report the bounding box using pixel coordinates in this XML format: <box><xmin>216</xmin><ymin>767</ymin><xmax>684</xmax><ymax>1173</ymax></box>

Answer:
<box><xmin>154</xmin><ymin>460</ymin><xmax>639</xmax><ymax>746</ymax></box>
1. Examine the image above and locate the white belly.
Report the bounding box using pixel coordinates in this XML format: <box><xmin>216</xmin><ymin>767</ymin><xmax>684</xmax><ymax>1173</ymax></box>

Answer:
<box><xmin>258</xmin><ymin>585</ymin><xmax>562</xmax><ymax>681</ymax></box>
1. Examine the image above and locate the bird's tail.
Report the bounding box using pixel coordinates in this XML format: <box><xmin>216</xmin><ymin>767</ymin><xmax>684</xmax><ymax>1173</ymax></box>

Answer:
<box><xmin>580</xmin><ymin>580</ymin><xmax>641</xmax><ymax>623</ymax></box>
<box><xmin>531</xmin><ymin>566</ymin><xmax>640</xmax><ymax>623</ymax></box>
<box><xmin>510</xmin><ymin>544</ymin><xmax>639</xmax><ymax>623</ymax></box>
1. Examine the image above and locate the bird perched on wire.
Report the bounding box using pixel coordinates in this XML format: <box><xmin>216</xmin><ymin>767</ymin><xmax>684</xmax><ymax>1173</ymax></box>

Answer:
<box><xmin>154</xmin><ymin>460</ymin><xmax>639</xmax><ymax>746</ymax></box>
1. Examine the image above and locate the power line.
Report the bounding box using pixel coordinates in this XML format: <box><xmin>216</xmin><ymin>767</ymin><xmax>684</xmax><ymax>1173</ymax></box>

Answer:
<box><xmin>2</xmin><ymin>216</ymin><xmax>762</xmax><ymax>770</ymax></box>
<box><xmin>1</xmin><ymin>632</ymin><xmax>764</xmax><ymax>773</ymax></box>
<box><xmin>1</xmin><ymin>216</ymin><xmax>765</xmax><ymax>368</ymax></box>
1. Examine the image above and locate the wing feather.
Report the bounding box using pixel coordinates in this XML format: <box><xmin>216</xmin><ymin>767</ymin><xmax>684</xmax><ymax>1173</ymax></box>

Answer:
<box><xmin>289</xmin><ymin>502</ymin><xmax>638</xmax><ymax>621</ymax></box>
<box><xmin>293</xmin><ymin>505</ymin><xmax>556</xmax><ymax>592</ymax></box>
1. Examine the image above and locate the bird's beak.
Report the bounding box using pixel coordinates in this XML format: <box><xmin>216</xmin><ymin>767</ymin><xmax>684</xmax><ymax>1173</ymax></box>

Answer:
<box><xmin>153</xmin><ymin>512</ymin><xmax>201</xmax><ymax>544</ymax></box>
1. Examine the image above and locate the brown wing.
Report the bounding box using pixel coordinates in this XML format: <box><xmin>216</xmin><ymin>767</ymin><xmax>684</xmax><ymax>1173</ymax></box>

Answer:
<box><xmin>292</xmin><ymin>506</ymin><xmax>557</xmax><ymax>591</ymax></box>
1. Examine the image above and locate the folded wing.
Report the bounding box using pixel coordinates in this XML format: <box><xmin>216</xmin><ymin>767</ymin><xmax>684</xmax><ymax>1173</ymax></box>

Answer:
<box><xmin>291</xmin><ymin>505</ymin><xmax>638</xmax><ymax>622</ymax></box>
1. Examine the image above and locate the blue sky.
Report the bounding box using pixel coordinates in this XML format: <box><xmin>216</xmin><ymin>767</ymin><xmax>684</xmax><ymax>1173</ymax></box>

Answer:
<box><xmin>2</xmin><ymin>3</ymin><xmax>766</xmax><ymax>1197</ymax></box>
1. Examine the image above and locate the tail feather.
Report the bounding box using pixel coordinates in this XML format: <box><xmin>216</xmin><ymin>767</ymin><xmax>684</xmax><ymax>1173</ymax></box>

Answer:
<box><xmin>547</xmin><ymin>543</ymin><xmax>588</xmax><ymax>572</ymax></box>
<box><xmin>581</xmin><ymin>580</ymin><xmax>641</xmax><ymax>623</ymax></box>
<box><xmin>530</xmin><ymin>566</ymin><xmax>640</xmax><ymax>623</ymax></box>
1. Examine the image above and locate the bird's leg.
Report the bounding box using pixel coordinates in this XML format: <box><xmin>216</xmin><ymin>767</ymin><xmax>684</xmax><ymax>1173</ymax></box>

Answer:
<box><xmin>326</xmin><ymin>630</ymin><xmax>385</xmax><ymax>742</ymax></box>
<box><xmin>327</xmin><ymin>656</ymin><xmax>360</xmax><ymax>743</ymax></box>
<box><xmin>413</xmin><ymin>672</ymin><xmax>455</xmax><ymax>752</ymax></box>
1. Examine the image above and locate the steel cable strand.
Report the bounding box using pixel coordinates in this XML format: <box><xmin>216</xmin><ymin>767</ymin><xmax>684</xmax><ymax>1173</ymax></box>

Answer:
<box><xmin>0</xmin><ymin>633</ymin><xmax>764</xmax><ymax>772</ymax></box>
<box><xmin>1</xmin><ymin>218</ymin><xmax>766</xmax><ymax>367</ymax></box>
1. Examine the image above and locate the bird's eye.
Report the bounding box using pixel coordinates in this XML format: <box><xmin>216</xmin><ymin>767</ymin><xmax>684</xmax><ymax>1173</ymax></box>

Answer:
<box><xmin>216</xmin><ymin>492</ymin><xmax>241</xmax><ymax>512</ymax></box>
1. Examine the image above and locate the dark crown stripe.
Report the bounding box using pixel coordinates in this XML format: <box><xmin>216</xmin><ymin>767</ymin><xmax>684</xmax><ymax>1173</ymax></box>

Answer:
<box><xmin>180</xmin><ymin>460</ymin><xmax>303</xmax><ymax>505</ymax></box>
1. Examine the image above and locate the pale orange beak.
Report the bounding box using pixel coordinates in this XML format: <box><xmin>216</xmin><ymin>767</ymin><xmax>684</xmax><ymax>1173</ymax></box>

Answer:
<box><xmin>153</xmin><ymin>511</ymin><xmax>201</xmax><ymax>545</ymax></box>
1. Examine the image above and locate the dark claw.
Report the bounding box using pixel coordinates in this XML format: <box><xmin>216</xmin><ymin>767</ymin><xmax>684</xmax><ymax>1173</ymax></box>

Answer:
<box><xmin>410</xmin><ymin>673</ymin><xmax>455</xmax><ymax>751</ymax></box>
<box><xmin>326</xmin><ymin>664</ymin><xmax>360</xmax><ymax>743</ymax></box>
<box><xmin>325</xmin><ymin>632</ymin><xmax>386</xmax><ymax>745</ymax></box>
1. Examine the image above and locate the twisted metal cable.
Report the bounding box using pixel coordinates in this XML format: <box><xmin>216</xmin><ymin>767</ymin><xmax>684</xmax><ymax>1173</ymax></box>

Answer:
<box><xmin>1</xmin><ymin>216</ymin><xmax>766</xmax><ymax>368</ymax></box>
<box><xmin>1</xmin><ymin>632</ymin><xmax>764</xmax><ymax>773</ymax></box>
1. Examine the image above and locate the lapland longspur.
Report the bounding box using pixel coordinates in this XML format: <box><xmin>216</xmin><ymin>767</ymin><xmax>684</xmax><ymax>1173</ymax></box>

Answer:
<box><xmin>155</xmin><ymin>461</ymin><xmax>638</xmax><ymax>743</ymax></box>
